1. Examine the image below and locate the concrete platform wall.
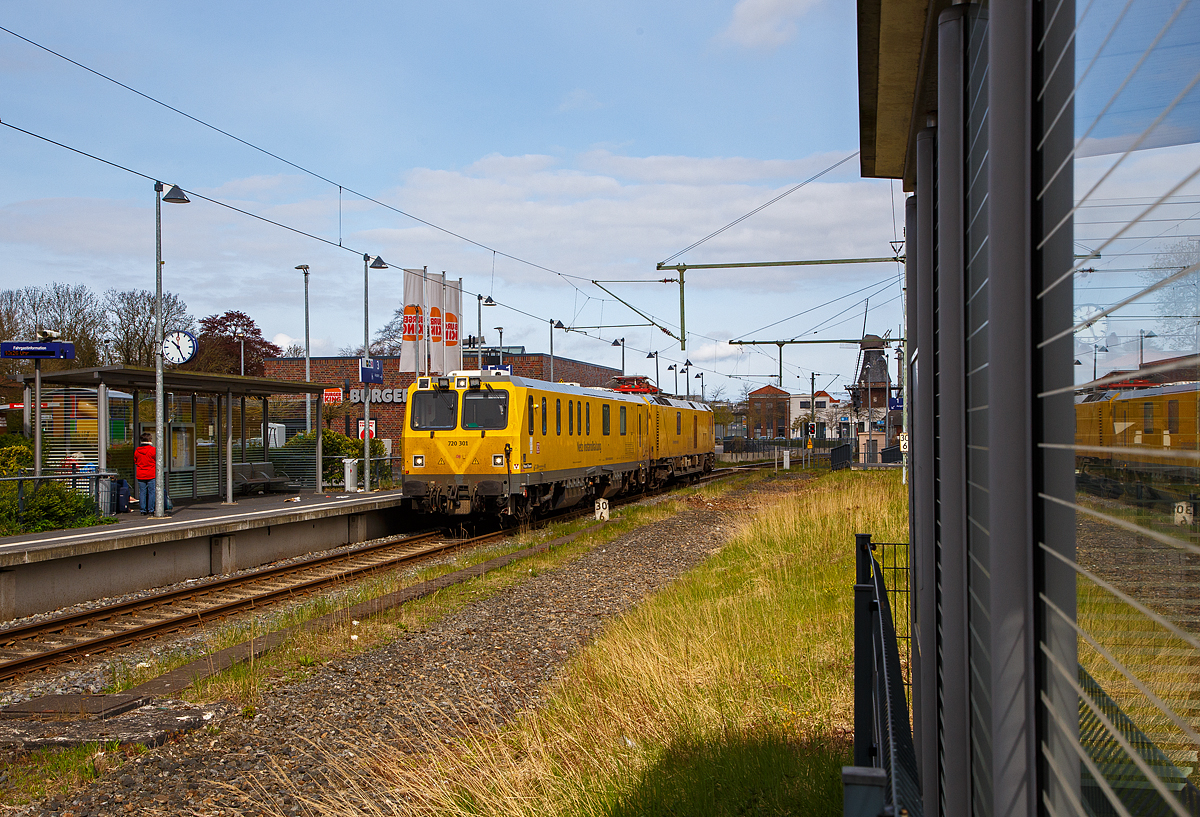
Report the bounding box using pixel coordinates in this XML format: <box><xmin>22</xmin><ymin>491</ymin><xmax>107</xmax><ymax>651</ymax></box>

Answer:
<box><xmin>0</xmin><ymin>505</ymin><xmax>407</xmax><ymax>620</ymax></box>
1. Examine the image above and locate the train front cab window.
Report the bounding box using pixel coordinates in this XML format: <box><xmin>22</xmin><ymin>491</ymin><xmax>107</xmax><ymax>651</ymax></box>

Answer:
<box><xmin>541</xmin><ymin>397</ymin><xmax>547</xmax><ymax>436</ymax></box>
<box><xmin>619</xmin><ymin>406</ymin><xmax>626</xmax><ymax>435</ymax></box>
<box><xmin>462</xmin><ymin>390</ymin><xmax>508</xmax><ymax>430</ymax></box>
<box><xmin>556</xmin><ymin>400</ymin><xmax>562</xmax><ymax>435</ymax></box>
<box><xmin>602</xmin><ymin>404</ymin><xmax>610</xmax><ymax>435</ymax></box>
<box><xmin>410</xmin><ymin>390</ymin><xmax>458</xmax><ymax>430</ymax></box>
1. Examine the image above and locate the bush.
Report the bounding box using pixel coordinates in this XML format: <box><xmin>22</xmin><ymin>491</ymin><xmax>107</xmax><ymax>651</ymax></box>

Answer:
<box><xmin>283</xmin><ymin>430</ymin><xmax>389</xmax><ymax>484</ymax></box>
<box><xmin>0</xmin><ymin>478</ymin><xmax>112</xmax><ymax>536</ymax></box>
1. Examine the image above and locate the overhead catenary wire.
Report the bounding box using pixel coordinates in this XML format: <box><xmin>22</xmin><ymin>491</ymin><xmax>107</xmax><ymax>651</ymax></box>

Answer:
<box><xmin>0</xmin><ymin>24</ymin><xmax>599</xmax><ymax>298</ymax></box>
<box><xmin>658</xmin><ymin>151</ymin><xmax>860</xmax><ymax>266</ymax></box>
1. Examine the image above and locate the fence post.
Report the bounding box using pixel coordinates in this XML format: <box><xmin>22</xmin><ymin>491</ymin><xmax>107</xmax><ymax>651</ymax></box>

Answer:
<box><xmin>854</xmin><ymin>532</ymin><xmax>875</xmax><ymax>767</ymax></box>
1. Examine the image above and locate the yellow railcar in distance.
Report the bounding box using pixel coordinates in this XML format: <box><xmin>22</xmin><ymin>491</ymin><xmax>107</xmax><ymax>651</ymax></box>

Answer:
<box><xmin>401</xmin><ymin>370</ymin><xmax>715</xmax><ymax>518</ymax></box>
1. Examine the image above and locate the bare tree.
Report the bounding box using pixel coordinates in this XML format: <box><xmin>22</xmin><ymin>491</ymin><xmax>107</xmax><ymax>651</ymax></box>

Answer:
<box><xmin>103</xmin><ymin>289</ymin><xmax>194</xmax><ymax>367</ymax></box>
<box><xmin>1142</xmin><ymin>236</ymin><xmax>1200</xmax><ymax>350</ymax></box>
<box><xmin>280</xmin><ymin>342</ymin><xmax>305</xmax><ymax>358</ymax></box>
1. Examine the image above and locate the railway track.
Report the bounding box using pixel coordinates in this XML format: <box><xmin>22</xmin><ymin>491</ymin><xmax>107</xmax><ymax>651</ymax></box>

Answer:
<box><xmin>0</xmin><ymin>465</ymin><xmax>756</xmax><ymax>683</ymax></box>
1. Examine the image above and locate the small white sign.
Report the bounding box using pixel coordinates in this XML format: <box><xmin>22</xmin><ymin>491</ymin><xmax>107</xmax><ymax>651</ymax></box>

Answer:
<box><xmin>595</xmin><ymin>498</ymin><xmax>610</xmax><ymax>521</ymax></box>
<box><xmin>899</xmin><ymin>433</ymin><xmax>910</xmax><ymax>453</ymax></box>
<box><xmin>1175</xmin><ymin>501</ymin><xmax>1194</xmax><ymax>526</ymax></box>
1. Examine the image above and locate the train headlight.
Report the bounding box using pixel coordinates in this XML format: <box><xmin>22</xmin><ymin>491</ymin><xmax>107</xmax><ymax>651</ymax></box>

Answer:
<box><xmin>437</xmin><ymin>377</ymin><xmax>450</xmax><ymax>390</ymax></box>
<box><xmin>456</xmin><ymin>377</ymin><xmax>468</xmax><ymax>389</ymax></box>
<box><xmin>492</xmin><ymin>454</ymin><xmax>505</xmax><ymax>467</ymax></box>
<box><xmin>413</xmin><ymin>455</ymin><xmax>425</xmax><ymax>468</ymax></box>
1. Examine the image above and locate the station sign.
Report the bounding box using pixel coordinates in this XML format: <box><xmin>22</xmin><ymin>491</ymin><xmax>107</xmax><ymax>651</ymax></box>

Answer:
<box><xmin>484</xmin><ymin>364</ymin><xmax>512</xmax><ymax>374</ymax></box>
<box><xmin>360</xmin><ymin>358</ymin><xmax>383</xmax><ymax>384</ymax></box>
<box><xmin>1</xmin><ymin>341</ymin><xmax>76</xmax><ymax>359</ymax></box>
<box><xmin>888</xmin><ymin>397</ymin><xmax>904</xmax><ymax>411</ymax></box>
<box><xmin>349</xmin><ymin>388</ymin><xmax>404</xmax><ymax>404</ymax></box>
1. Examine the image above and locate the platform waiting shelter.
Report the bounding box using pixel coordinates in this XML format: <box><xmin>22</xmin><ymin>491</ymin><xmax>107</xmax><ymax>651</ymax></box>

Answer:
<box><xmin>14</xmin><ymin>366</ymin><xmax>332</xmax><ymax>504</ymax></box>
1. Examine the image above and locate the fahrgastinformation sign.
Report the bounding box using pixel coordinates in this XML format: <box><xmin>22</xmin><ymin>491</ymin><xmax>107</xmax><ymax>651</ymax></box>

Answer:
<box><xmin>1</xmin><ymin>341</ymin><xmax>76</xmax><ymax>359</ymax></box>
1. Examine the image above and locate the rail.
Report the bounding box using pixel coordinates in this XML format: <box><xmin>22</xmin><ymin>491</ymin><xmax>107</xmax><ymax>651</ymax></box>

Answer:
<box><xmin>848</xmin><ymin>532</ymin><xmax>922</xmax><ymax>817</ymax></box>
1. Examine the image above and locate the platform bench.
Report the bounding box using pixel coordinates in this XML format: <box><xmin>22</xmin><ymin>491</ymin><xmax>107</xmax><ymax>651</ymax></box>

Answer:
<box><xmin>232</xmin><ymin>462</ymin><xmax>291</xmax><ymax>494</ymax></box>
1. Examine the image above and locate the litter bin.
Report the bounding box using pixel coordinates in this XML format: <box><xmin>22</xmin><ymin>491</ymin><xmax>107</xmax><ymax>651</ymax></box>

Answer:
<box><xmin>343</xmin><ymin>458</ymin><xmax>360</xmax><ymax>492</ymax></box>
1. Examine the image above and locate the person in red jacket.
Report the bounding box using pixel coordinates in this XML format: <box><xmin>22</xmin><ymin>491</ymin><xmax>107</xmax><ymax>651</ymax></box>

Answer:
<box><xmin>133</xmin><ymin>432</ymin><xmax>157</xmax><ymax>515</ymax></box>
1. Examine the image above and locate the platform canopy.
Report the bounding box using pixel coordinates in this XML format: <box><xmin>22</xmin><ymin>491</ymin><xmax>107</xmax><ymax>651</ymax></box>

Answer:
<box><xmin>12</xmin><ymin>365</ymin><xmax>334</xmax><ymax>397</ymax></box>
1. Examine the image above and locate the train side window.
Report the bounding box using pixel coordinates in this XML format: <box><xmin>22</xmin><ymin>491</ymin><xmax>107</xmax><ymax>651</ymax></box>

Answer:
<box><xmin>619</xmin><ymin>406</ymin><xmax>627</xmax><ymax>435</ymax></box>
<box><xmin>1168</xmin><ymin>400</ymin><xmax>1179</xmax><ymax>434</ymax></box>
<box><xmin>577</xmin><ymin>401</ymin><xmax>582</xmax><ymax>436</ymax></box>
<box><xmin>542</xmin><ymin>397</ymin><xmax>547</xmax><ymax>436</ymax></box>
<box><xmin>586</xmin><ymin>402</ymin><xmax>591</xmax><ymax>435</ymax></box>
<box><xmin>568</xmin><ymin>400</ymin><xmax>574</xmax><ymax>435</ymax></box>
<box><xmin>693</xmin><ymin>415</ymin><xmax>697</xmax><ymax>448</ymax></box>
<box><xmin>676</xmin><ymin>411</ymin><xmax>681</xmax><ymax>435</ymax></box>
<box><xmin>1144</xmin><ymin>402</ymin><xmax>1155</xmax><ymax>434</ymax></box>
<box><xmin>556</xmin><ymin>400</ymin><xmax>562</xmax><ymax>435</ymax></box>
<box><xmin>528</xmin><ymin>395</ymin><xmax>535</xmax><ymax>435</ymax></box>
<box><xmin>602</xmin><ymin>404</ymin><xmax>610</xmax><ymax>435</ymax></box>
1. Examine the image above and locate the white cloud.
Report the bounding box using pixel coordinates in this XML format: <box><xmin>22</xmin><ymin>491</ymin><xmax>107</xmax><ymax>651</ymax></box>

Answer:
<box><xmin>558</xmin><ymin>88</ymin><xmax>602</xmax><ymax>112</ymax></box>
<box><xmin>717</xmin><ymin>0</ymin><xmax>822</xmax><ymax>50</ymax></box>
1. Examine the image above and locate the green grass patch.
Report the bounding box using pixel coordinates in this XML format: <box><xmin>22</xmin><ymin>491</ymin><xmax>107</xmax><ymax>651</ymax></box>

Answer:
<box><xmin>0</xmin><ymin>741</ymin><xmax>144</xmax><ymax>806</ymax></box>
<box><xmin>271</xmin><ymin>468</ymin><xmax>904</xmax><ymax>817</ymax></box>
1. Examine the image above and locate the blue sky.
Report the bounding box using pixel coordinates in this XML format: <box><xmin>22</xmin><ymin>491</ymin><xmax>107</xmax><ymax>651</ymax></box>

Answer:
<box><xmin>0</xmin><ymin>0</ymin><xmax>907</xmax><ymax>399</ymax></box>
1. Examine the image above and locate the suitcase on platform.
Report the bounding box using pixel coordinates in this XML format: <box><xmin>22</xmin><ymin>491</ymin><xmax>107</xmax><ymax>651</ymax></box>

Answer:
<box><xmin>110</xmin><ymin>479</ymin><xmax>130</xmax><ymax>514</ymax></box>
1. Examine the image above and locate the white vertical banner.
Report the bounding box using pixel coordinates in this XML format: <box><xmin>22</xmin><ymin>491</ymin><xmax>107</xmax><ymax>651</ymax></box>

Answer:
<box><xmin>425</xmin><ymin>271</ymin><xmax>446</xmax><ymax>374</ymax></box>
<box><xmin>444</xmin><ymin>278</ymin><xmax>463</xmax><ymax>372</ymax></box>
<box><xmin>399</xmin><ymin>269</ymin><xmax>424</xmax><ymax>374</ymax></box>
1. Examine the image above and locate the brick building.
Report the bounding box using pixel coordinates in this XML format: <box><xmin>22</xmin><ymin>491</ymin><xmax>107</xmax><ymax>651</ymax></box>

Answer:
<box><xmin>264</xmin><ymin>352</ymin><xmax>620</xmax><ymax>448</ymax></box>
<box><xmin>747</xmin><ymin>384</ymin><xmax>790</xmax><ymax>439</ymax></box>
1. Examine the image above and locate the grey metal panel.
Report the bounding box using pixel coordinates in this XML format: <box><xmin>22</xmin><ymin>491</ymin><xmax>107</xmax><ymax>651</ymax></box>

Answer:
<box><xmin>936</xmin><ymin>8</ymin><xmax>970</xmax><ymax>816</ymax></box>
<box><xmin>985</xmin><ymin>4</ymin><xmax>1036</xmax><ymax>816</ymax></box>
<box><xmin>915</xmin><ymin>126</ymin><xmax>939</xmax><ymax>814</ymax></box>
<box><xmin>1032</xmin><ymin>0</ymin><xmax>1079</xmax><ymax>813</ymax></box>
<box><xmin>963</xmin><ymin>6</ymin><xmax>993</xmax><ymax>813</ymax></box>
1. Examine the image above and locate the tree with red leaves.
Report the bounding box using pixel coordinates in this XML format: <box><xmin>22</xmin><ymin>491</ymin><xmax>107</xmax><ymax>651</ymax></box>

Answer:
<box><xmin>182</xmin><ymin>310</ymin><xmax>281</xmax><ymax>376</ymax></box>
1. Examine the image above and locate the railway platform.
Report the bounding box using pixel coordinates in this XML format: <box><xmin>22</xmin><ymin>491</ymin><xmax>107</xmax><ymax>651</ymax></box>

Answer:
<box><xmin>0</xmin><ymin>490</ymin><xmax>410</xmax><ymax>621</ymax></box>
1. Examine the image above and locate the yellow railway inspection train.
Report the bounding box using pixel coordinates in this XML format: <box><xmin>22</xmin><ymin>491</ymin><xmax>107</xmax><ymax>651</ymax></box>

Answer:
<box><xmin>401</xmin><ymin>371</ymin><xmax>715</xmax><ymax>518</ymax></box>
<box><xmin>1075</xmin><ymin>383</ymin><xmax>1200</xmax><ymax>504</ymax></box>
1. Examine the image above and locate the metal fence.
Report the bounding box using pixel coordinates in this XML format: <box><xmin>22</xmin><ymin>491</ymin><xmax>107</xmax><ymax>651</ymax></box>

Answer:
<box><xmin>851</xmin><ymin>532</ymin><xmax>922</xmax><ymax>817</ymax></box>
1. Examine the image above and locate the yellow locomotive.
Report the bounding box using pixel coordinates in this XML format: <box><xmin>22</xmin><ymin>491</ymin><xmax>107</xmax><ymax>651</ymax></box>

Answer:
<box><xmin>1075</xmin><ymin>384</ymin><xmax>1200</xmax><ymax>500</ymax></box>
<box><xmin>401</xmin><ymin>371</ymin><xmax>715</xmax><ymax>518</ymax></box>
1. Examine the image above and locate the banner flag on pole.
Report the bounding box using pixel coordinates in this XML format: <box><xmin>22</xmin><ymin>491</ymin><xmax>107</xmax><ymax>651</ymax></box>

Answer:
<box><xmin>445</xmin><ymin>278</ymin><xmax>462</xmax><ymax>372</ymax></box>
<box><xmin>425</xmin><ymin>271</ymin><xmax>445</xmax><ymax>374</ymax></box>
<box><xmin>399</xmin><ymin>269</ymin><xmax>424</xmax><ymax>373</ymax></box>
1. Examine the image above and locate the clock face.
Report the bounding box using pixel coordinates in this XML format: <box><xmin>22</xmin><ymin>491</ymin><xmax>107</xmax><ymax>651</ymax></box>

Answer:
<box><xmin>163</xmin><ymin>330</ymin><xmax>198</xmax><ymax>365</ymax></box>
<box><xmin>1073</xmin><ymin>304</ymin><xmax>1109</xmax><ymax>346</ymax></box>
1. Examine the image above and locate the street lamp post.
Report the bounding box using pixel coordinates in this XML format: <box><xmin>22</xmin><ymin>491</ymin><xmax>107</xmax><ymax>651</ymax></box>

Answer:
<box><xmin>646</xmin><ymin>351</ymin><xmax>659</xmax><ymax>391</ymax></box>
<box><xmin>1140</xmin><ymin>329</ymin><xmax>1158</xmax><ymax>368</ymax></box>
<box><xmin>362</xmin><ymin>254</ymin><xmax>388</xmax><ymax>493</ymax></box>
<box><xmin>551</xmin><ymin>320</ymin><xmax>567</xmax><ymax>382</ymax></box>
<box><xmin>612</xmin><ymin>338</ymin><xmax>625</xmax><ymax>375</ymax></box>
<box><xmin>296</xmin><ymin>265</ymin><xmax>312</xmax><ymax>433</ymax></box>
<box><xmin>668</xmin><ymin>363</ymin><xmax>677</xmax><ymax>395</ymax></box>
<box><xmin>154</xmin><ymin>181</ymin><xmax>190</xmax><ymax>518</ymax></box>
<box><xmin>865</xmin><ymin>363</ymin><xmax>873</xmax><ymax>465</ymax></box>
<box><xmin>1093</xmin><ymin>343</ymin><xmax>1108</xmax><ymax>381</ymax></box>
<box><xmin>695</xmin><ymin>371</ymin><xmax>705</xmax><ymax>401</ymax></box>
<box><xmin>494</xmin><ymin>327</ymin><xmax>504</xmax><ymax>368</ymax></box>
<box><xmin>682</xmin><ymin>360</ymin><xmax>692</xmax><ymax>399</ymax></box>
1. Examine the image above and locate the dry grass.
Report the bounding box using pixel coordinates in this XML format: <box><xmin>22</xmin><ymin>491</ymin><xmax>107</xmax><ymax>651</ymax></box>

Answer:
<box><xmin>262</xmin><ymin>469</ymin><xmax>907</xmax><ymax>817</ymax></box>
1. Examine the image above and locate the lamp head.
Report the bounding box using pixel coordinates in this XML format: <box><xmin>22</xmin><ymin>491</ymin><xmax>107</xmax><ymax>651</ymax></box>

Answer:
<box><xmin>162</xmin><ymin>185</ymin><xmax>190</xmax><ymax>204</ymax></box>
<box><xmin>483</xmin><ymin>296</ymin><xmax>496</xmax><ymax>306</ymax></box>
<box><xmin>295</xmin><ymin>265</ymin><xmax>309</xmax><ymax>272</ymax></box>
<box><xmin>369</xmin><ymin>255</ymin><xmax>388</xmax><ymax>269</ymax></box>
<box><xmin>667</xmin><ymin>364</ymin><xmax>675</xmax><ymax>371</ymax></box>
<box><xmin>646</xmin><ymin>351</ymin><xmax>656</xmax><ymax>359</ymax></box>
<box><xmin>554</xmin><ymin>320</ymin><xmax>565</xmax><ymax>329</ymax></box>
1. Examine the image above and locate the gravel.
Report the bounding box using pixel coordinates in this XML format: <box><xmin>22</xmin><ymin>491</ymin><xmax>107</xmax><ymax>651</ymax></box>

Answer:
<box><xmin>11</xmin><ymin>480</ymin><xmax>765</xmax><ymax>816</ymax></box>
